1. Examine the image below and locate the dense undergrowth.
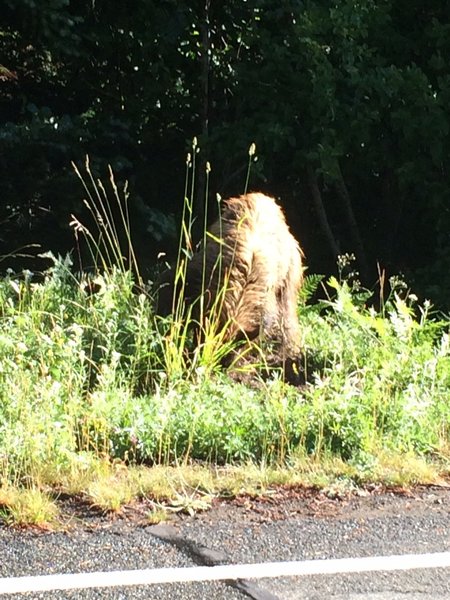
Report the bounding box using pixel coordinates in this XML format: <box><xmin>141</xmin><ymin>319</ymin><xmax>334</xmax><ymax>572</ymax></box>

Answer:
<box><xmin>0</xmin><ymin>155</ymin><xmax>449</xmax><ymax>524</ymax></box>
<box><xmin>0</xmin><ymin>254</ymin><xmax>448</xmax><ymax>522</ymax></box>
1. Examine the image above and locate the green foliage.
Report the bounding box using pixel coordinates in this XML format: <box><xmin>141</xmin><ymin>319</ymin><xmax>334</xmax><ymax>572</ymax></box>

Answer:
<box><xmin>0</xmin><ymin>254</ymin><xmax>448</xmax><ymax>492</ymax></box>
<box><xmin>109</xmin><ymin>377</ymin><xmax>302</xmax><ymax>465</ymax></box>
<box><xmin>0</xmin><ymin>256</ymin><xmax>160</xmax><ymax>480</ymax></box>
<box><xmin>2</xmin><ymin>1</ymin><xmax>450</xmax><ymax>303</ymax></box>
<box><xmin>300</xmin><ymin>275</ymin><xmax>450</xmax><ymax>460</ymax></box>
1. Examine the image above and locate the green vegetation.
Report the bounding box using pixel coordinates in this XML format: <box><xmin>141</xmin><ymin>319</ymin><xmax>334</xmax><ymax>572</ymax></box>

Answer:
<box><xmin>3</xmin><ymin>1</ymin><xmax>450</xmax><ymax>305</ymax></box>
<box><xmin>0</xmin><ymin>245</ymin><xmax>448</xmax><ymax>524</ymax></box>
<box><xmin>0</xmin><ymin>148</ymin><xmax>449</xmax><ymax>527</ymax></box>
<box><xmin>2</xmin><ymin>2</ymin><xmax>450</xmax><ymax>527</ymax></box>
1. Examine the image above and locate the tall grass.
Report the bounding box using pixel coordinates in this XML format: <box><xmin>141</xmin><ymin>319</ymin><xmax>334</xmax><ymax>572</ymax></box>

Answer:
<box><xmin>156</xmin><ymin>140</ymin><xmax>256</xmax><ymax>382</ymax></box>
<box><xmin>1</xmin><ymin>256</ymin><xmax>448</xmax><ymax>475</ymax></box>
<box><xmin>71</xmin><ymin>156</ymin><xmax>142</xmax><ymax>286</ymax></box>
<box><xmin>0</xmin><ymin>149</ymin><xmax>449</xmax><ymax>523</ymax></box>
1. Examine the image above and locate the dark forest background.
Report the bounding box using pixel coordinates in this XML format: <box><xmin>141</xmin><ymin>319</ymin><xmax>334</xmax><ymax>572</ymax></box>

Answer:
<box><xmin>2</xmin><ymin>0</ymin><xmax>450</xmax><ymax>307</ymax></box>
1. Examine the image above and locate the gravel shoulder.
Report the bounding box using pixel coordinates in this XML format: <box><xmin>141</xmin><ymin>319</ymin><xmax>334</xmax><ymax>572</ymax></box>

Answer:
<box><xmin>175</xmin><ymin>485</ymin><xmax>450</xmax><ymax>599</ymax></box>
<box><xmin>0</xmin><ymin>485</ymin><xmax>449</xmax><ymax>599</ymax></box>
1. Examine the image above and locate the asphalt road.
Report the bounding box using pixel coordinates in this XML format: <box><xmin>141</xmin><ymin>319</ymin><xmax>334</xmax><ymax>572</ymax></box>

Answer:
<box><xmin>0</xmin><ymin>485</ymin><xmax>449</xmax><ymax>599</ymax></box>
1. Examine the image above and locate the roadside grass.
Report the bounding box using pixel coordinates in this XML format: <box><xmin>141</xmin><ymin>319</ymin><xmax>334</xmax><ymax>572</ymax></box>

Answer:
<box><xmin>0</xmin><ymin>257</ymin><xmax>448</xmax><ymax>526</ymax></box>
<box><xmin>0</xmin><ymin>486</ymin><xmax>59</xmax><ymax>528</ymax></box>
<box><xmin>0</xmin><ymin>151</ymin><xmax>449</xmax><ymax>526</ymax></box>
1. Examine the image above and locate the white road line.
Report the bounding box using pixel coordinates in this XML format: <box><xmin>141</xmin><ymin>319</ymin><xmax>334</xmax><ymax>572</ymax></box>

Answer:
<box><xmin>1</xmin><ymin>552</ymin><xmax>450</xmax><ymax>595</ymax></box>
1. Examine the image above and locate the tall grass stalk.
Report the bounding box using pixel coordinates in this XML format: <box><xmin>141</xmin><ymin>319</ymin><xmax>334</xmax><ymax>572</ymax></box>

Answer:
<box><xmin>188</xmin><ymin>137</ymin><xmax>198</xmax><ymax>239</ymax></box>
<box><xmin>71</xmin><ymin>156</ymin><xmax>142</xmax><ymax>286</ymax></box>
<box><xmin>159</xmin><ymin>137</ymin><xmax>246</xmax><ymax>383</ymax></box>
<box><xmin>172</xmin><ymin>151</ymin><xmax>194</xmax><ymax>318</ymax></box>
<box><xmin>200</xmin><ymin>161</ymin><xmax>211</xmax><ymax>325</ymax></box>
<box><xmin>244</xmin><ymin>142</ymin><xmax>256</xmax><ymax>194</ymax></box>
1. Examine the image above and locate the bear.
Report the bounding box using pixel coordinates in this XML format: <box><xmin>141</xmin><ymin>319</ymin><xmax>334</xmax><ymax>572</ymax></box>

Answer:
<box><xmin>158</xmin><ymin>192</ymin><xmax>304</xmax><ymax>383</ymax></box>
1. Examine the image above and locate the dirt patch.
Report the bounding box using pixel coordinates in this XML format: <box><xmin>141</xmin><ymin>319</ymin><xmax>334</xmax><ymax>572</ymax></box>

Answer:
<box><xmin>44</xmin><ymin>484</ymin><xmax>450</xmax><ymax>534</ymax></box>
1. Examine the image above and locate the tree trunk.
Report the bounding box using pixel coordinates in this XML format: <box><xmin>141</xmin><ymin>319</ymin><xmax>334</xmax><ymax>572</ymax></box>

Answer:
<box><xmin>381</xmin><ymin>166</ymin><xmax>402</xmax><ymax>266</ymax></box>
<box><xmin>307</xmin><ymin>164</ymin><xmax>340</xmax><ymax>261</ymax></box>
<box><xmin>334</xmin><ymin>161</ymin><xmax>370</xmax><ymax>281</ymax></box>
<box><xmin>201</xmin><ymin>0</ymin><xmax>210</xmax><ymax>143</ymax></box>
<box><xmin>195</xmin><ymin>0</ymin><xmax>211</xmax><ymax>227</ymax></box>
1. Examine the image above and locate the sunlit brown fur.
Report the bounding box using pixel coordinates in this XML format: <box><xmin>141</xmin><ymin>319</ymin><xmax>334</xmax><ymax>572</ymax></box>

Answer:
<box><xmin>160</xmin><ymin>193</ymin><xmax>304</xmax><ymax>382</ymax></box>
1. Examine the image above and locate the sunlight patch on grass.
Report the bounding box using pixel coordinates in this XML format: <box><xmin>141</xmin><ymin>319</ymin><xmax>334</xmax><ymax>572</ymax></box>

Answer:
<box><xmin>1</xmin><ymin>487</ymin><xmax>59</xmax><ymax>527</ymax></box>
<box><xmin>366</xmin><ymin>450</ymin><xmax>448</xmax><ymax>487</ymax></box>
